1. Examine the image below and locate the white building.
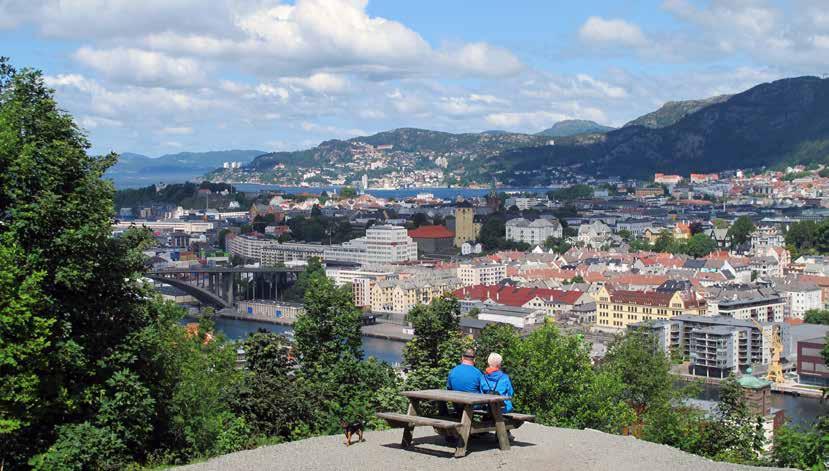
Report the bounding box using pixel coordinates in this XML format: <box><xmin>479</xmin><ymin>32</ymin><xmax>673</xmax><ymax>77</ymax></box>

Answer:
<box><xmin>226</xmin><ymin>234</ymin><xmax>279</xmax><ymax>260</ymax></box>
<box><xmin>477</xmin><ymin>305</ymin><xmax>544</xmax><ymax>329</ymax></box>
<box><xmin>457</xmin><ymin>261</ymin><xmax>507</xmax><ymax>286</ymax></box>
<box><xmin>324</xmin><ymin>225</ymin><xmax>418</xmax><ymax>266</ymax></box>
<box><xmin>114</xmin><ymin>220</ymin><xmax>214</xmax><ymax>234</ymax></box>
<box><xmin>706</xmin><ymin>287</ymin><xmax>785</xmax><ymax>323</ymax></box>
<box><xmin>576</xmin><ymin>221</ymin><xmax>612</xmax><ymax>248</ymax></box>
<box><xmin>505</xmin><ymin>217</ymin><xmax>563</xmax><ymax>246</ymax></box>
<box><xmin>769</xmin><ymin>278</ymin><xmax>822</xmax><ymax>319</ymax></box>
<box><xmin>751</xmin><ymin>226</ymin><xmax>785</xmax><ymax>252</ymax></box>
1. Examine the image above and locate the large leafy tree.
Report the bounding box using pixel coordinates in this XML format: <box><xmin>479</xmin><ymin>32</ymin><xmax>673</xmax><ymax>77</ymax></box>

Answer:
<box><xmin>727</xmin><ymin>216</ymin><xmax>755</xmax><ymax>250</ymax></box>
<box><xmin>294</xmin><ymin>274</ymin><xmax>363</xmax><ymax>365</ymax></box>
<box><xmin>601</xmin><ymin>331</ymin><xmax>673</xmax><ymax>418</ymax></box>
<box><xmin>508</xmin><ymin>323</ymin><xmax>634</xmax><ymax>432</ymax></box>
<box><xmin>0</xmin><ymin>58</ymin><xmax>245</xmax><ymax>469</ymax></box>
<box><xmin>402</xmin><ymin>294</ymin><xmax>469</xmax><ymax>394</ymax></box>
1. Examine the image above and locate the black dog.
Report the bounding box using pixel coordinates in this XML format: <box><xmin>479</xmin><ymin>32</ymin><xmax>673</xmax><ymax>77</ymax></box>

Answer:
<box><xmin>340</xmin><ymin>419</ymin><xmax>365</xmax><ymax>446</ymax></box>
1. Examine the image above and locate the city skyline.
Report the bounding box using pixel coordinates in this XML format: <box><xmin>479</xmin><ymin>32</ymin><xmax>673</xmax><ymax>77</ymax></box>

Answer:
<box><xmin>3</xmin><ymin>0</ymin><xmax>828</xmax><ymax>156</ymax></box>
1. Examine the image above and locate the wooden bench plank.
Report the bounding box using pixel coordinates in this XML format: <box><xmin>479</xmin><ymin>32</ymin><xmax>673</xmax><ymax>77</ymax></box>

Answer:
<box><xmin>376</xmin><ymin>412</ymin><xmax>462</xmax><ymax>430</ymax></box>
<box><xmin>401</xmin><ymin>389</ymin><xmax>510</xmax><ymax>405</ymax></box>
<box><xmin>504</xmin><ymin>412</ymin><xmax>535</xmax><ymax>422</ymax></box>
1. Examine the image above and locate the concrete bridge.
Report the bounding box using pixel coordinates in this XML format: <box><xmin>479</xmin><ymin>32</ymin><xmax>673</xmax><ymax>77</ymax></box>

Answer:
<box><xmin>148</xmin><ymin>266</ymin><xmax>304</xmax><ymax>309</ymax></box>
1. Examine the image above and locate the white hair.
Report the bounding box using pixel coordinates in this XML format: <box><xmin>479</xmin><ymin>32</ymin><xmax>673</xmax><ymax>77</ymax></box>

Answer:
<box><xmin>487</xmin><ymin>352</ymin><xmax>503</xmax><ymax>368</ymax></box>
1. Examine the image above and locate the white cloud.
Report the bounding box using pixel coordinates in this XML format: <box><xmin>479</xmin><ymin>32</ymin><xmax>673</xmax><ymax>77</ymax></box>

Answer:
<box><xmin>280</xmin><ymin>73</ymin><xmax>348</xmax><ymax>94</ymax></box>
<box><xmin>79</xmin><ymin>115</ymin><xmax>123</xmax><ymax>129</ymax></box>
<box><xmin>159</xmin><ymin>126</ymin><xmax>194</xmax><ymax>135</ymax></box>
<box><xmin>300</xmin><ymin>121</ymin><xmax>366</xmax><ymax>138</ymax></box>
<box><xmin>485</xmin><ymin>111</ymin><xmax>568</xmax><ymax>131</ymax></box>
<box><xmin>74</xmin><ymin>47</ymin><xmax>207</xmax><ymax>87</ymax></box>
<box><xmin>12</xmin><ymin>0</ymin><xmax>522</xmax><ymax>81</ymax></box>
<box><xmin>579</xmin><ymin>16</ymin><xmax>648</xmax><ymax>47</ymax></box>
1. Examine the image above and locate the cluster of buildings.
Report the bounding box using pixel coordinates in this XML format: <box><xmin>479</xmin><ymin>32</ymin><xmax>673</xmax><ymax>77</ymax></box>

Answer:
<box><xmin>124</xmin><ymin>167</ymin><xmax>829</xmax><ymax>390</ymax></box>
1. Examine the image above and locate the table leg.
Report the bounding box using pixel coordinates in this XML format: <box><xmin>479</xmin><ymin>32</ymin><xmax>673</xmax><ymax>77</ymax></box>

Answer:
<box><xmin>490</xmin><ymin>402</ymin><xmax>511</xmax><ymax>451</ymax></box>
<box><xmin>402</xmin><ymin>400</ymin><xmax>420</xmax><ymax>449</ymax></box>
<box><xmin>455</xmin><ymin>405</ymin><xmax>473</xmax><ymax>458</ymax></box>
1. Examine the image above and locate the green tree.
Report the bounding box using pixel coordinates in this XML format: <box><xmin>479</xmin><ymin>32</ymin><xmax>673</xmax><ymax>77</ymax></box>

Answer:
<box><xmin>543</xmin><ymin>236</ymin><xmax>572</xmax><ymax>254</ymax></box>
<box><xmin>804</xmin><ymin>309</ymin><xmax>829</xmax><ymax>325</ymax></box>
<box><xmin>652</xmin><ymin>231</ymin><xmax>675</xmax><ymax>253</ymax></box>
<box><xmin>601</xmin><ymin>331</ymin><xmax>673</xmax><ymax>418</ymax></box>
<box><xmin>712</xmin><ymin>376</ymin><xmax>766</xmax><ymax>463</ymax></box>
<box><xmin>402</xmin><ymin>295</ymin><xmax>469</xmax><ymax>395</ymax></box>
<box><xmin>770</xmin><ymin>417</ymin><xmax>829</xmax><ymax>470</ymax></box>
<box><xmin>228</xmin><ymin>332</ymin><xmax>309</xmax><ymax>439</ymax></box>
<box><xmin>294</xmin><ymin>275</ymin><xmax>363</xmax><ymax>365</ymax></box>
<box><xmin>685</xmin><ymin>233</ymin><xmax>717</xmax><ymax>258</ymax></box>
<box><xmin>403</xmin><ymin>294</ymin><xmax>461</xmax><ymax>371</ymax></box>
<box><xmin>0</xmin><ymin>58</ymin><xmax>194</xmax><ymax>467</ymax></box>
<box><xmin>547</xmin><ymin>184</ymin><xmax>593</xmax><ymax>202</ymax></box>
<box><xmin>508</xmin><ymin>323</ymin><xmax>634</xmax><ymax>432</ymax></box>
<box><xmin>338</xmin><ymin>186</ymin><xmax>357</xmax><ymax>198</ymax></box>
<box><xmin>29</xmin><ymin>422</ymin><xmax>129</xmax><ymax>471</ymax></box>
<box><xmin>727</xmin><ymin>216</ymin><xmax>755</xmax><ymax>250</ymax></box>
<box><xmin>473</xmin><ymin>323</ymin><xmax>521</xmax><ymax>371</ymax></box>
<box><xmin>411</xmin><ymin>212</ymin><xmax>429</xmax><ymax>228</ymax></box>
<box><xmin>283</xmin><ymin>257</ymin><xmax>325</xmax><ymax>302</ymax></box>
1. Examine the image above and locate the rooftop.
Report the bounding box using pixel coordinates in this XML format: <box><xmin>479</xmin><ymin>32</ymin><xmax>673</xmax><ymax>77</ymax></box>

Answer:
<box><xmin>408</xmin><ymin>225</ymin><xmax>454</xmax><ymax>239</ymax></box>
<box><xmin>178</xmin><ymin>422</ymin><xmax>782</xmax><ymax>471</ymax></box>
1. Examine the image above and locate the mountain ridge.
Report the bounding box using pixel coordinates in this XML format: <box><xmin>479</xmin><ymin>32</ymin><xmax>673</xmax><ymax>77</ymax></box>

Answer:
<box><xmin>207</xmin><ymin>76</ymin><xmax>829</xmax><ymax>185</ymax></box>
<box><xmin>108</xmin><ymin>149</ymin><xmax>266</xmax><ymax>188</ymax></box>
<box><xmin>536</xmin><ymin>119</ymin><xmax>615</xmax><ymax>137</ymax></box>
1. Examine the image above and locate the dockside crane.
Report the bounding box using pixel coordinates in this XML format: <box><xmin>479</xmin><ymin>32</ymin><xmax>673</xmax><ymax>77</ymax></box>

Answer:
<box><xmin>750</xmin><ymin>319</ymin><xmax>784</xmax><ymax>383</ymax></box>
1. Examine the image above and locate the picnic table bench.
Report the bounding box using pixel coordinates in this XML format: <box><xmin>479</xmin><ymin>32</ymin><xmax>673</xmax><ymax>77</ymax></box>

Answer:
<box><xmin>377</xmin><ymin>389</ymin><xmax>535</xmax><ymax>458</ymax></box>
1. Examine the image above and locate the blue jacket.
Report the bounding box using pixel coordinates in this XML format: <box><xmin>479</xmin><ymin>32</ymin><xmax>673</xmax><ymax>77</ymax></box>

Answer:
<box><xmin>446</xmin><ymin>363</ymin><xmax>489</xmax><ymax>394</ymax></box>
<box><xmin>484</xmin><ymin>369</ymin><xmax>514</xmax><ymax>413</ymax></box>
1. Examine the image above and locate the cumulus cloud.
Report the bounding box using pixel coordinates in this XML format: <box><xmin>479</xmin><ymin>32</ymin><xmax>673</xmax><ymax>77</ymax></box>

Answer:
<box><xmin>579</xmin><ymin>16</ymin><xmax>648</xmax><ymax>47</ymax></box>
<box><xmin>7</xmin><ymin>0</ymin><xmax>522</xmax><ymax>82</ymax></box>
<box><xmin>74</xmin><ymin>47</ymin><xmax>207</xmax><ymax>87</ymax></box>
<box><xmin>280</xmin><ymin>73</ymin><xmax>349</xmax><ymax>94</ymax></box>
<box><xmin>159</xmin><ymin>126</ymin><xmax>194</xmax><ymax>135</ymax></box>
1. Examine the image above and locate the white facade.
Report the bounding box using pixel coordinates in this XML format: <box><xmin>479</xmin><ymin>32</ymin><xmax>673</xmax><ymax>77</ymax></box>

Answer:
<box><xmin>505</xmin><ymin>217</ymin><xmax>563</xmax><ymax>245</ymax></box>
<box><xmin>363</xmin><ymin>225</ymin><xmax>418</xmax><ymax>264</ymax></box>
<box><xmin>227</xmin><ymin>234</ymin><xmax>279</xmax><ymax>260</ymax></box>
<box><xmin>114</xmin><ymin>220</ymin><xmax>214</xmax><ymax>234</ymax></box>
<box><xmin>457</xmin><ymin>262</ymin><xmax>507</xmax><ymax>286</ymax></box>
<box><xmin>323</xmin><ymin>225</ymin><xmax>417</xmax><ymax>266</ymax></box>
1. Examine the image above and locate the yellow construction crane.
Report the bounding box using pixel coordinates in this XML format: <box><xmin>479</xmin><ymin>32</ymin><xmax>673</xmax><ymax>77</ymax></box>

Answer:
<box><xmin>750</xmin><ymin>319</ymin><xmax>785</xmax><ymax>383</ymax></box>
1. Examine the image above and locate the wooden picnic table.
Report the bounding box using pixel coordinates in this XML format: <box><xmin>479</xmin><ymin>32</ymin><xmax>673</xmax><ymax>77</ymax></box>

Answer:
<box><xmin>377</xmin><ymin>389</ymin><xmax>534</xmax><ymax>458</ymax></box>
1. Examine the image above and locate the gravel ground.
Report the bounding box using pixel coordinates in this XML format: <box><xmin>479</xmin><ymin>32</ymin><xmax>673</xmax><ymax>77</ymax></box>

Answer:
<box><xmin>178</xmin><ymin>423</ymin><xmax>788</xmax><ymax>471</ymax></box>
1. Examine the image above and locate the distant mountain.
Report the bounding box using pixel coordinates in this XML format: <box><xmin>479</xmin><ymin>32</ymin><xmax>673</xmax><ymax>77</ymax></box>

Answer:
<box><xmin>207</xmin><ymin>76</ymin><xmax>829</xmax><ymax>186</ymax></box>
<box><xmin>108</xmin><ymin>150</ymin><xmax>265</xmax><ymax>188</ymax></box>
<box><xmin>491</xmin><ymin>76</ymin><xmax>829</xmax><ymax>183</ymax></box>
<box><xmin>235</xmin><ymin>128</ymin><xmax>549</xmax><ymax>183</ymax></box>
<box><xmin>624</xmin><ymin>95</ymin><xmax>731</xmax><ymax>129</ymax></box>
<box><xmin>536</xmin><ymin>120</ymin><xmax>615</xmax><ymax>137</ymax></box>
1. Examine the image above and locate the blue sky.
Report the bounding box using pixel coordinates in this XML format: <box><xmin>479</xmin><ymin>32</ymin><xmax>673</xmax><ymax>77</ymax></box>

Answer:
<box><xmin>2</xmin><ymin>0</ymin><xmax>826</xmax><ymax>156</ymax></box>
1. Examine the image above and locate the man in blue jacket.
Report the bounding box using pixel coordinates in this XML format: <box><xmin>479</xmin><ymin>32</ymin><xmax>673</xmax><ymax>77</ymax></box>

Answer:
<box><xmin>446</xmin><ymin>348</ymin><xmax>489</xmax><ymax>394</ymax></box>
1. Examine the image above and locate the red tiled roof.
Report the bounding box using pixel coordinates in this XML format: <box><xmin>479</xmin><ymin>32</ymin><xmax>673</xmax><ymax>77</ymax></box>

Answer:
<box><xmin>408</xmin><ymin>225</ymin><xmax>454</xmax><ymax>239</ymax></box>
<box><xmin>607</xmin><ymin>289</ymin><xmax>705</xmax><ymax>308</ymax></box>
<box><xmin>452</xmin><ymin>285</ymin><xmax>584</xmax><ymax>307</ymax></box>
<box><xmin>608</xmin><ymin>289</ymin><xmax>675</xmax><ymax>307</ymax></box>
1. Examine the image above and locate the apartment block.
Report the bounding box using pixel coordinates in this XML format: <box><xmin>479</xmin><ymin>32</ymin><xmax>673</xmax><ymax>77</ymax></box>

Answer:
<box><xmin>594</xmin><ymin>286</ymin><xmax>706</xmax><ymax>331</ymax></box>
<box><xmin>457</xmin><ymin>261</ymin><xmax>507</xmax><ymax>286</ymax></box>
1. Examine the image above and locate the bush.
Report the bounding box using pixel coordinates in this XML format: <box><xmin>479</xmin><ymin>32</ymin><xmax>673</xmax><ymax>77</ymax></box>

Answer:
<box><xmin>30</xmin><ymin>423</ymin><xmax>129</xmax><ymax>471</ymax></box>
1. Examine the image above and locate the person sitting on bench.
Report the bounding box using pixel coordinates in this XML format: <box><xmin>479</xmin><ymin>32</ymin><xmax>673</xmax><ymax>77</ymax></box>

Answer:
<box><xmin>484</xmin><ymin>352</ymin><xmax>514</xmax><ymax>413</ymax></box>
<box><xmin>446</xmin><ymin>348</ymin><xmax>489</xmax><ymax>394</ymax></box>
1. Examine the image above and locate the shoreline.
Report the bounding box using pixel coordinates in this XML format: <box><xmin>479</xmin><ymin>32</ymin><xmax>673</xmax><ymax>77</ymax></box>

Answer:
<box><xmin>673</xmin><ymin>372</ymin><xmax>824</xmax><ymax>398</ymax></box>
<box><xmin>213</xmin><ymin>312</ymin><xmax>411</xmax><ymax>342</ymax></box>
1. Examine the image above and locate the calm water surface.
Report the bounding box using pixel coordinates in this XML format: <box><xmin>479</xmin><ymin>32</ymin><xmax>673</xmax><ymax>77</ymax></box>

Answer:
<box><xmin>209</xmin><ymin>316</ymin><xmax>405</xmax><ymax>365</ymax></box>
